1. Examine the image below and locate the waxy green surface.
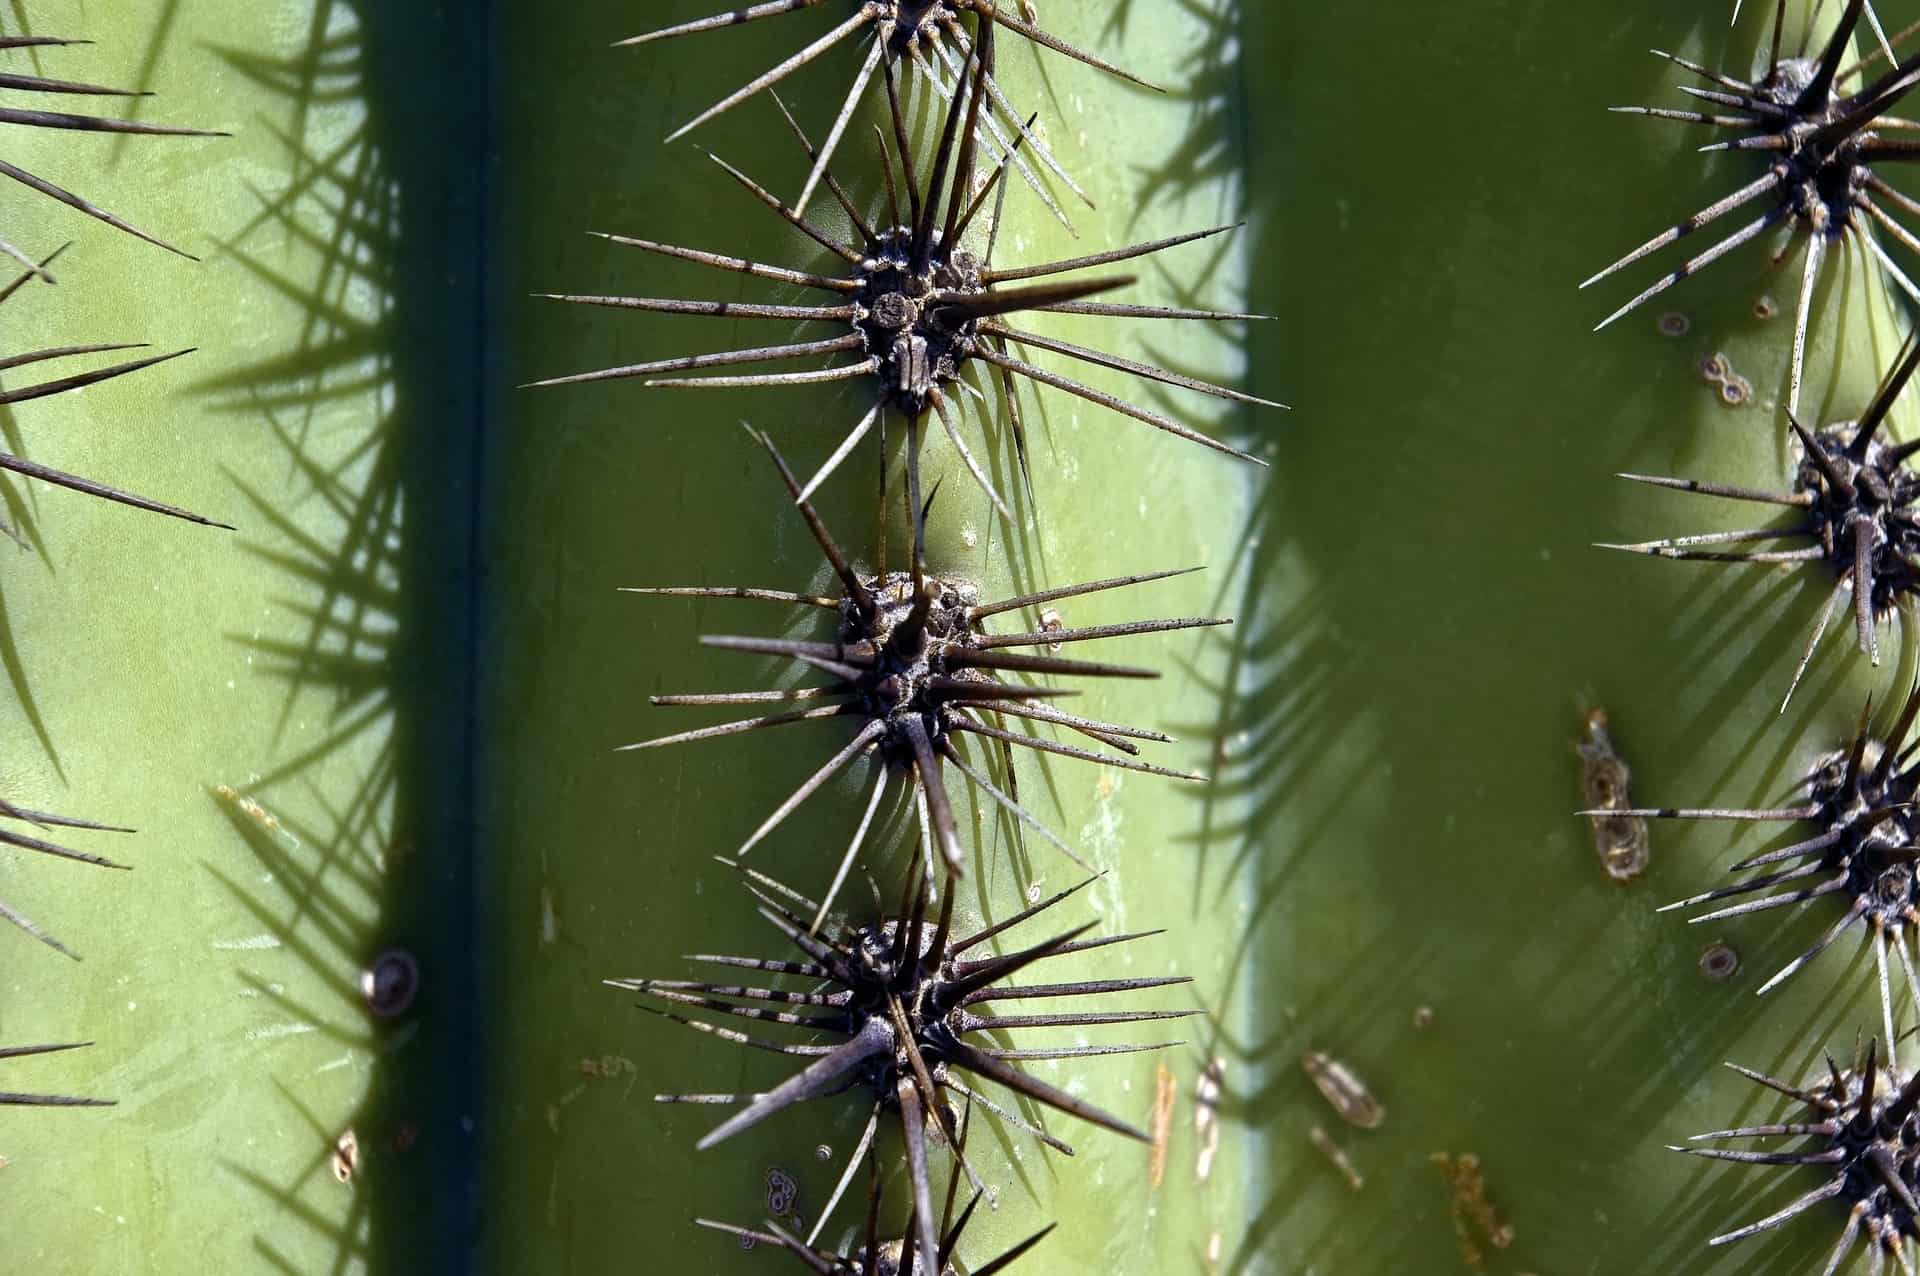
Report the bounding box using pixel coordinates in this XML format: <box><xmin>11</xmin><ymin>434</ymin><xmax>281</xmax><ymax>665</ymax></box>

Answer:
<box><xmin>1</xmin><ymin>1</ymin><xmax>478</xmax><ymax>1270</ymax></box>
<box><xmin>8</xmin><ymin>1</ymin><xmax>1920</xmax><ymax>1273</ymax></box>
<box><xmin>485</xmin><ymin>2</ymin><xmax>1262</xmax><ymax>1272</ymax></box>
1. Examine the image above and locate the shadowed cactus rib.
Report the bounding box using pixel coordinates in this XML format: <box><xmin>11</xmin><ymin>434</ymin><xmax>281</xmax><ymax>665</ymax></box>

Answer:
<box><xmin>531</xmin><ymin>15</ymin><xmax>1275</xmax><ymax>516</ymax></box>
<box><xmin>612</xmin><ymin>863</ymin><xmax>1188</xmax><ymax>1270</ymax></box>
<box><xmin>623</xmin><ymin>430</ymin><xmax>1224</xmax><ymax>920</ymax></box>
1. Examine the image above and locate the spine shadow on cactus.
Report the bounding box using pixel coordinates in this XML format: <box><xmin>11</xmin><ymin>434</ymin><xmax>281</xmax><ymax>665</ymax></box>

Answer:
<box><xmin>1220</xmin><ymin>0</ymin><xmax>1920</xmax><ymax>1272</ymax></box>
<box><xmin>140</xmin><ymin>0</ymin><xmax>481</xmax><ymax>1267</ymax></box>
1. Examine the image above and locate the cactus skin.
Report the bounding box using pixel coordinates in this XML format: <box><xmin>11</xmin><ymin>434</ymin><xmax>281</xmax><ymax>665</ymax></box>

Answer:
<box><xmin>1</xmin><ymin>0</ymin><xmax>479</xmax><ymax>1269</ymax></box>
<box><xmin>17</xmin><ymin>1</ymin><xmax>1920</xmax><ymax>1274</ymax></box>
<box><xmin>1232</xmin><ymin>2</ymin><xmax>1911</xmax><ymax>1272</ymax></box>
<box><xmin>485</xmin><ymin>1</ymin><xmax>1262</xmax><ymax>1272</ymax></box>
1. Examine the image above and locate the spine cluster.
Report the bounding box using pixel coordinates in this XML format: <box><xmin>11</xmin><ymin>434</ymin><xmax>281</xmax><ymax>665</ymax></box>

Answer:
<box><xmin>1597</xmin><ymin>2</ymin><xmax>1920</xmax><ymax>1268</ymax></box>
<box><xmin>568</xmin><ymin>3</ymin><xmax>1278</xmax><ymax>1268</ymax></box>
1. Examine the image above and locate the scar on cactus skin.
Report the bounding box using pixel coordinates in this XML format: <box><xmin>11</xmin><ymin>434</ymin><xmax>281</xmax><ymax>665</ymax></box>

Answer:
<box><xmin>0</xmin><ymin>248</ymin><xmax>231</xmax><ymax>535</ymax></box>
<box><xmin>1582</xmin><ymin>0</ymin><xmax>1920</xmax><ymax>417</ymax></box>
<box><xmin>696</xmin><ymin>1125</ymin><xmax>1054</xmax><ymax>1273</ymax></box>
<box><xmin>617</xmin><ymin>0</ymin><xmax>1160</xmax><ymax>225</ymax></box>
<box><xmin>0</xmin><ymin>32</ymin><xmax>226</xmax><ymax>266</ymax></box>
<box><xmin>531</xmin><ymin>14</ymin><xmax>1276</xmax><ymax>518</ymax></box>
<box><xmin>1599</xmin><ymin>333</ymin><xmax>1920</xmax><ymax>711</ymax></box>
<box><xmin>609</xmin><ymin>864</ymin><xmax>1187</xmax><ymax>1273</ymax></box>
<box><xmin>0</xmin><ymin>794</ymin><xmax>132</xmax><ymax>960</ymax></box>
<box><xmin>621</xmin><ymin>430</ymin><xmax>1224</xmax><ymax>923</ymax></box>
<box><xmin>1591</xmin><ymin>684</ymin><xmax>1920</xmax><ymax>1070</ymax></box>
<box><xmin>1676</xmin><ymin>1036</ymin><xmax>1920</xmax><ymax>1270</ymax></box>
<box><xmin>0</xmin><ymin>1041</ymin><xmax>111</xmax><ymax>1107</ymax></box>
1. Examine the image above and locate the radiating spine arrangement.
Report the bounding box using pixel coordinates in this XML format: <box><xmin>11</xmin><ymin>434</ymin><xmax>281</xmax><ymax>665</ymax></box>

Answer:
<box><xmin>1601</xmin><ymin>333</ymin><xmax>1920</xmax><ymax>709</ymax></box>
<box><xmin>1678</xmin><ymin>1037</ymin><xmax>1920</xmax><ymax>1270</ymax></box>
<box><xmin>548</xmin><ymin>3</ymin><xmax>1265</xmax><ymax>1267</ymax></box>
<box><xmin>532</xmin><ymin>19</ymin><xmax>1276</xmax><ymax>517</ymax></box>
<box><xmin>1589</xmin><ymin>4</ymin><xmax>1920</xmax><ymax>1265</ymax></box>
<box><xmin>1584</xmin><ymin>0</ymin><xmax>1920</xmax><ymax>415</ymax></box>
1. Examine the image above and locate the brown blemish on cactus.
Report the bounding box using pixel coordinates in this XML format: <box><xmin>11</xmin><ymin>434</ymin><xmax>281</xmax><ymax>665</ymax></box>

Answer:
<box><xmin>1310</xmin><ymin>1125</ymin><xmax>1364</xmax><ymax>1191</ymax></box>
<box><xmin>1149</xmin><ymin>1060</ymin><xmax>1176</xmax><ymax>1188</ymax></box>
<box><xmin>1575</xmin><ymin>708</ymin><xmax>1650</xmax><ymax>882</ymax></box>
<box><xmin>1303</xmin><ymin>1049</ymin><xmax>1386</xmax><ymax>1129</ymax></box>
<box><xmin>1431</xmin><ymin>1152</ymin><xmax>1515</xmax><ymax>1272</ymax></box>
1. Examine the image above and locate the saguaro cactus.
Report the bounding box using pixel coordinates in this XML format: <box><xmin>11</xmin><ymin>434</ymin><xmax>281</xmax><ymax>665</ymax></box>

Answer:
<box><xmin>15</xmin><ymin>1</ymin><xmax>1920</xmax><ymax>1274</ymax></box>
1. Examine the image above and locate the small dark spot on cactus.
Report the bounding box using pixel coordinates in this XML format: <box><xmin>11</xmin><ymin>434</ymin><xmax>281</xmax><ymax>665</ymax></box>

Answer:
<box><xmin>1753</xmin><ymin>293</ymin><xmax>1780</xmax><ymax>321</ymax></box>
<box><xmin>1698</xmin><ymin>941</ymin><xmax>1740</xmax><ymax>981</ymax></box>
<box><xmin>361</xmin><ymin>948</ymin><xmax>419</xmax><ymax>1019</ymax></box>
<box><xmin>1657</xmin><ymin>310</ymin><xmax>1689</xmax><ymax>337</ymax></box>
<box><xmin>1719</xmin><ymin>376</ymin><xmax>1752</xmax><ymax>407</ymax></box>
